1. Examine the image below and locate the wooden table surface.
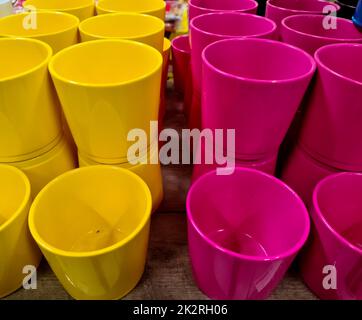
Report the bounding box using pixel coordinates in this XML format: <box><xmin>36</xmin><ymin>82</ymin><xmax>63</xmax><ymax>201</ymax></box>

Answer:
<box><xmin>3</xmin><ymin>84</ymin><xmax>317</xmax><ymax>300</ymax></box>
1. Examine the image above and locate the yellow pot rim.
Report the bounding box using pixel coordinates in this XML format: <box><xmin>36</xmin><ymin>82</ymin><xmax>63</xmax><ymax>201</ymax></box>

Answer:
<box><xmin>0</xmin><ymin>165</ymin><xmax>31</xmax><ymax>233</ymax></box>
<box><xmin>96</xmin><ymin>0</ymin><xmax>166</xmax><ymax>15</ymax></box>
<box><xmin>28</xmin><ymin>166</ymin><xmax>152</xmax><ymax>258</ymax></box>
<box><xmin>0</xmin><ymin>37</ymin><xmax>52</xmax><ymax>83</ymax></box>
<box><xmin>163</xmin><ymin>37</ymin><xmax>171</xmax><ymax>52</ymax></box>
<box><xmin>79</xmin><ymin>12</ymin><xmax>164</xmax><ymax>41</ymax></box>
<box><xmin>0</xmin><ymin>11</ymin><xmax>80</xmax><ymax>39</ymax></box>
<box><xmin>48</xmin><ymin>39</ymin><xmax>163</xmax><ymax>88</ymax></box>
<box><xmin>23</xmin><ymin>0</ymin><xmax>94</xmax><ymax>12</ymax></box>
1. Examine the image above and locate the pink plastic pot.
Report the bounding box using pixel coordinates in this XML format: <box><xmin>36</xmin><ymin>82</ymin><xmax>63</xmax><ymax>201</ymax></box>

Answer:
<box><xmin>281</xmin><ymin>143</ymin><xmax>342</xmax><ymax>207</ymax></box>
<box><xmin>187</xmin><ymin>168</ymin><xmax>310</xmax><ymax>300</ymax></box>
<box><xmin>192</xmin><ymin>139</ymin><xmax>277</xmax><ymax>182</ymax></box>
<box><xmin>189</xmin><ymin>12</ymin><xmax>277</xmax><ymax>129</ymax></box>
<box><xmin>184</xmin><ymin>66</ymin><xmax>193</xmax><ymax>119</ymax></box>
<box><xmin>171</xmin><ymin>35</ymin><xmax>193</xmax><ymax>117</ymax></box>
<box><xmin>202</xmin><ymin>38</ymin><xmax>316</xmax><ymax>159</ymax></box>
<box><xmin>171</xmin><ymin>35</ymin><xmax>191</xmax><ymax>96</ymax></box>
<box><xmin>281</xmin><ymin>14</ymin><xmax>362</xmax><ymax>55</ymax></box>
<box><xmin>278</xmin><ymin>15</ymin><xmax>362</xmax><ymax>162</ymax></box>
<box><xmin>266</xmin><ymin>0</ymin><xmax>340</xmax><ymax>36</ymax></box>
<box><xmin>188</xmin><ymin>0</ymin><xmax>258</xmax><ymax>21</ymax></box>
<box><xmin>300</xmin><ymin>172</ymin><xmax>362</xmax><ymax>300</ymax></box>
<box><xmin>299</xmin><ymin>43</ymin><xmax>362</xmax><ymax>171</ymax></box>
<box><xmin>192</xmin><ymin>157</ymin><xmax>277</xmax><ymax>183</ymax></box>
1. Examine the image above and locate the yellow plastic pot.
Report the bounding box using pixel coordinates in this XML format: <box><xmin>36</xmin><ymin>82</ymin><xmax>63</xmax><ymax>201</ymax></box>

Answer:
<box><xmin>79</xmin><ymin>12</ymin><xmax>165</xmax><ymax>53</ymax></box>
<box><xmin>96</xmin><ymin>0</ymin><xmax>166</xmax><ymax>20</ymax></box>
<box><xmin>0</xmin><ymin>165</ymin><xmax>42</xmax><ymax>298</ymax></box>
<box><xmin>0</xmin><ymin>11</ymin><xmax>79</xmax><ymax>53</ymax></box>
<box><xmin>49</xmin><ymin>39</ymin><xmax>162</xmax><ymax>162</ymax></box>
<box><xmin>163</xmin><ymin>38</ymin><xmax>171</xmax><ymax>68</ymax></box>
<box><xmin>162</xmin><ymin>38</ymin><xmax>171</xmax><ymax>88</ymax></box>
<box><xmin>6</xmin><ymin>135</ymin><xmax>77</xmax><ymax>197</ymax></box>
<box><xmin>0</xmin><ymin>38</ymin><xmax>62</xmax><ymax>162</ymax></box>
<box><xmin>160</xmin><ymin>38</ymin><xmax>171</xmax><ymax>121</ymax></box>
<box><xmin>29</xmin><ymin>166</ymin><xmax>152</xmax><ymax>300</ymax></box>
<box><xmin>78</xmin><ymin>143</ymin><xmax>163</xmax><ymax>212</ymax></box>
<box><xmin>23</xmin><ymin>0</ymin><xmax>95</xmax><ymax>21</ymax></box>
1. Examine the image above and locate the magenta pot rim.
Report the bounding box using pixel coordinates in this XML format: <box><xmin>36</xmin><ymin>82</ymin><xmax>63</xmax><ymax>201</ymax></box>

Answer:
<box><xmin>186</xmin><ymin>167</ymin><xmax>311</xmax><ymax>262</ymax></box>
<box><xmin>171</xmin><ymin>35</ymin><xmax>190</xmax><ymax>54</ymax></box>
<box><xmin>189</xmin><ymin>0</ymin><xmax>258</xmax><ymax>13</ymax></box>
<box><xmin>312</xmin><ymin>172</ymin><xmax>362</xmax><ymax>254</ymax></box>
<box><xmin>315</xmin><ymin>43</ymin><xmax>362</xmax><ymax>86</ymax></box>
<box><xmin>190</xmin><ymin>12</ymin><xmax>277</xmax><ymax>39</ymax></box>
<box><xmin>267</xmin><ymin>0</ymin><xmax>340</xmax><ymax>14</ymax></box>
<box><xmin>282</xmin><ymin>14</ymin><xmax>362</xmax><ymax>42</ymax></box>
<box><xmin>202</xmin><ymin>38</ymin><xmax>316</xmax><ymax>84</ymax></box>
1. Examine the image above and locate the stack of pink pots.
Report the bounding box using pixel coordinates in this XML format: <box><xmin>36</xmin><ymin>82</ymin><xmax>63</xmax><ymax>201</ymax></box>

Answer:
<box><xmin>266</xmin><ymin>0</ymin><xmax>341</xmax><ymax>37</ymax></box>
<box><xmin>187</xmin><ymin>0</ymin><xmax>259</xmax><ymax>130</ymax></box>
<box><xmin>300</xmin><ymin>172</ymin><xmax>362</xmax><ymax>300</ymax></box>
<box><xmin>194</xmin><ymin>36</ymin><xmax>316</xmax><ymax>181</ymax></box>
<box><xmin>279</xmin><ymin>15</ymin><xmax>362</xmax><ymax>206</ymax></box>
<box><xmin>172</xmin><ymin>0</ymin><xmax>259</xmax><ymax>119</ymax></box>
<box><xmin>172</xmin><ymin>1</ymin><xmax>327</xmax><ymax>182</ymax></box>
<box><xmin>172</xmin><ymin>0</ymin><xmax>362</xmax><ymax>301</ymax></box>
<box><xmin>189</xmin><ymin>10</ymin><xmax>318</xmax><ymax>182</ymax></box>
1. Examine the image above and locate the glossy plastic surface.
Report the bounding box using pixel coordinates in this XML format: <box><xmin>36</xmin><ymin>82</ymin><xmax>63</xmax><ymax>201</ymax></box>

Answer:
<box><xmin>29</xmin><ymin>166</ymin><xmax>152</xmax><ymax>300</ymax></box>
<box><xmin>49</xmin><ymin>39</ymin><xmax>162</xmax><ymax>162</ymax></box>
<box><xmin>160</xmin><ymin>38</ymin><xmax>171</xmax><ymax>123</ymax></box>
<box><xmin>9</xmin><ymin>136</ymin><xmax>77</xmax><ymax>197</ymax></box>
<box><xmin>189</xmin><ymin>12</ymin><xmax>277</xmax><ymax>129</ymax></box>
<box><xmin>281</xmin><ymin>143</ymin><xmax>341</xmax><ymax>206</ymax></box>
<box><xmin>78</xmin><ymin>144</ymin><xmax>163</xmax><ymax>212</ymax></box>
<box><xmin>0</xmin><ymin>165</ymin><xmax>41</xmax><ymax>298</ymax></box>
<box><xmin>0</xmin><ymin>38</ymin><xmax>62</xmax><ymax>162</ymax></box>
<box><xmin>281</xmin><ymin>14</ymin><xmax>362</xmax><ymax>55</ymax></box>
<box><xmin>23</xmin><ymin>0</ymin><xmax>95</xmax><ymax>21</ymax></box>
<box><xmin>301</xmin><ymin>172</ymin><xmax>362</xmax><ymax>299</ymax></box>
<box><xmin>299</xmin><ymin>43</ymin><xmax>362</xmax><ymax>170</ymax></box>
<box><xmin>79</xmin><ymin>12</ymin><xmax>165</xmax><ymax>53</ymax></box>
<box><xmin>0</xmin><ymin>11</ymin><xmax>79</xmax><ymax>53</ymax></box>
<box><xmin>187</xmin><ymin>168</ymin><xmax>310</xmax><ymax>299</ymax></box>
<box><xmin>171</xmin><ymin>35</ymin><xmax>191</xmax><ymax>95</ymax></box>
<box><xmin>96</xmin><ymin>0</ymin><xmax>166</xmax><ymax>20</ymax></box>
<box><xmin>202</xmin><ymin>38</ymin><xmax>315</xmax><ymax>159</ymax></box>
<box><xmin>192</xmin><ymin>139</ymin><xmax>277</xmax><ymax>182</ymax></box>
<box><xmin>189</xmin><ymin>0</ymin><xmax>258</xmax><ymax>21</ymax></box>
<box><xmin>266</xmin><ymin>0</ymin><xmax>340</xmax><ymax>35</ymax></box>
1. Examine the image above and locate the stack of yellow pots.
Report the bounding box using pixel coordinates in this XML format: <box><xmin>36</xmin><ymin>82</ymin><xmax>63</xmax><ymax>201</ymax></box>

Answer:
<box><xmin>0</xmin><ymin>0</ymin><xmax>167</xmax><ymax>300</ymax></box>
<box><xmin>0</xmin><ymin>35</ymin><xmax>76</xmax><ymax>197</ymax></box>
<box><xmin>0</xmin><ymin>165</ymin><xmax>41</xmax><ymax>298</ymax></box>
<box><xmin>74</xmin><ymin>9</ymin><xmax>168</xmax><ymax>211</ymax></box>
<box><xmin>0</xmin><ymin>6</ymin><xmax>89</xmax><ymax>298</ymax></box>
<box><xmin>95</xmin><ymin>0</ymin><xmax>171</xmax><ymax>127</ymax></box>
